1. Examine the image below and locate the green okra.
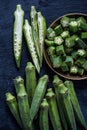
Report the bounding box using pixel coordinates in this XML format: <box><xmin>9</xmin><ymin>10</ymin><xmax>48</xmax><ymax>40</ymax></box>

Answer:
<box><xmin>13</xmin><ymin>5</ymin><xmax>24</xmax><ymax>68</ymax></box>
<box><xmin>30</xmin><ymin>75</ymin><xmax>49</xmax><ymax>122</ymax></box>
<box><xmin>60</xmin><ymin>16</ymin><xmax>70</xmax><ymax>27</ymax></box>
<box><xmin>64</xmin><ymin>80</ymin><xmax>87</xmax><ymax>130</ymax></box>
<box><xmin>53</xmin><ymin>75</ymin><xmax>68</xmax><ymax>130</ymax></box>
<box><xmin>46</xmin><ymin>88</ymin><xmax>62</xmax><ymax>130</ymax></box>
<box><xmin>46</xmin><ymin>46</ymin><xmax>55</xmax><ymax>56</ymax></box>
<box><xmin>59</xmin><ymin>83</ymin><xmax>77</xmax><ymax>130</ymax></box>
<box><xmin>75</xmin><ymin>57</ymin><xmax>86</xmax><ymax>67</ymax></box>
<box><xmin>65</xmin><ymin>37</ymin><xmax>75</xmax><ymax>48</ymax></box>
<box><xmin>14</xmin><ymin>76</ymin><xmax>24</xmax><ymax>94</ymax></box>
<box><xmin>65</xmin><ymin>56</ymin><xmax>74</xmax><ymax>67</ymax></box>
<box><xmin>45</xmin><ymin>39</ymin><xmax>54</xmax><ymax>46</ymax></box>
<box><xmin>61</xmin><ymin>62</ymin><xmax>69</xmax><ymax>72</ymax></box>
<box><xmin>77</xmin><ymin>16</ymin><xmax>86</xmax><ymax>24</ymax></box>
<box><xmin>56</xmin><ymin>44</ymin><xmax>65</xmax><ymax>55</ymax></box>
<box><xmin>65</xmin><ymin>47</ymin><xmax>73</xmax><ymax>54</ymax></box>
<box><xmin>81</xmin><ymin>32</ymin><xmax>87</xmax><ymax>39</ymax></box>
<box><xmin>23</xmin><ymin>19</ymin><xmax>40</xmax><ymax>73</ymax></box>
<box><xmin>77</xmin><ymin>49</ymin><xmax>86</xmax><ymax>57</ymax></box>
<box><xmin>69</xmin><ymin>21</ymin><xmax>78</xmax><ymax>33</ymax></box>
<box><xmin>6</xmin><ymin>93</ymin><xmax>22</xmax><ymax>128</ymax></box>
<box><xmin>25</xmin><ymin>62</ymin><xmax>36</xmax><ymax>106</ymax></box>
<box><xmin>30</xmin><ymin>6</ymin><xmax>41</xmax><ymax>61</ymax></box>
<box><xmin>37</xmin><ymin>12</ymin><xmax>47</xmax><ymax>67</ymax></box>
<box><xmin>70</xmin><ymin>65</ymin><xmax>78</xmax><ymax>74</ymax></box>
<box><xmin>54</xmin><ymin>36</ymin><xmax>64</xmax><ymax>45</ymax></box>
<box><xmin>71</xmin><ymin>51</ymin><xmax>78</xmax><ymax>60</ymax></box>
<box><xmin>75</xmin><ymin>37</ymin><xmax>87</xmax><ymax>49</ymax></box>
<box><xmin>39</xmin><ymin>99</ymin><xmax>49</xmax><ymax>130</ymax></box>
<box><xmin>54</xmin><ymin>24</ymin><xmax>63</xmax><ymax>35</ymax></box>
<box><xmin>61</xmin><ymin>30</ymin><xmax>70</xmax><ymax>39</ymax></box>
<box><xmin>78</xmin><ymin>68</ymin><xmax>84</xmax><ymax>76</ymax></box>
<box><xmin>78</xmin><ymin>20</ymin><xmax>87</xmax><ymax>31</ymax></box>
<box><xmin>17</xmin><ymin>82</ymin><xmax>32</xmax><ymax>130</ymax></box>
<box><xmin>47</xmin><ymin>27</ymin><xmax>56</xmax><ymax>41</ymax></box>
<box><xmin>82</xmin><ymin>60</ymin><xmax>87</xmax><ymax>70</ymax></box>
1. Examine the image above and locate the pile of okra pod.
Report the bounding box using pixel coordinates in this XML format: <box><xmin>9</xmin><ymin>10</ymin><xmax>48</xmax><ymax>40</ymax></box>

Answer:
<box><xmin>6</xmin><ymin>62</ymin><xmax>87</xmax><ymax>130</ymax></box>
<box><xmin>45</xmin><ymin>15</ymin><xmax>87</xmax><ymax>76</ymax></box>
<box><xmin>13</xmin><ymin>5</ymin><xmax>46</xmax><ymax>73</ymax></box>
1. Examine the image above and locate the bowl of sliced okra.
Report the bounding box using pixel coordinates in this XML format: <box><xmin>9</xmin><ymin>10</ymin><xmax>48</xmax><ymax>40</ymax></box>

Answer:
<box><xmin>44</xmin><ymin>13</ymin><xmax>87</xmax><ymax>80</ymax></box>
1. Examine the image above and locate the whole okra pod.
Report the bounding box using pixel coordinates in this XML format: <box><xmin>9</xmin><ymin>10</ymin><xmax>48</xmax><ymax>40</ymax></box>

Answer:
<box><xmin>30</xmin><ymin>75</ymin><xmax>49</xmax><ymax>122</ymax></box>
<box><xmin>23</xmin><ymin>19</ymin><xmax>40</xmax><ymax>73</ymax></box>
<box><xmin>53</xmin><ymin>75</ymin><xmax>68</xmax><ymax>130</ymax></box>
<box><xmin>59</xmin><ymin>83</ymin><xmax>76</xmax><ymax>130</ymax></box>
<box><xmin>13</xmin><ymin>5</ymin><xmax>24</xmax><ymax>68</ymax></box>
<box><xmin>64</xmin><ymin>80</ymin><xmax>87</xmax><ymax>130</ymax></box>
<box><xmin>25</xmin><ymin>62</ymin><xmax>36</xmax><ymax>106</ymax></box>
<box><xmin>39</xmin><ymin>99</ymin><xmax>49</xmax><ymax>130</ymax></box>
<box><xmin>46</xmin><ymin>88</ymin><xmax>62</xmax><ymax>130</ymax></box>
<box><xmin>37</xmin><ymin>12</ymin><xmax>46</xmax><ymax>67</ymax></box>
<box><xmin>30</xmin><ymin>6</ymin><xmax>41</xmax><ymax>61</ymax></box>
<box><xmin>17</xmin><ymin>82</ymin><xmax>32</xmax><ymax>130</ymax></box>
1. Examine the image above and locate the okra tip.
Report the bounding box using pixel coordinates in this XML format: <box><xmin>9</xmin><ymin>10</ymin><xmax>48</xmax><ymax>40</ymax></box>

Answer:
<box><xmin>17</xmin><ymin>83</ymin><xmax>27</xmax><ymax>97</ymax></box>
<box><xmin>46</xmin><ymin>88</ymin><xmax>55</xmax><ymax>99</ymax></box>
<box><xmin>40</xmin><ymin>75</ymin><xmax>49</xmax><ymax>82</ymax></box>
<box><xmin>58</xmin><ymin>83</ymin><xmax>68</xmax><ymax>94</ymax></box>
<box><xmin>53</xmin><ymin>75</ymin><xmax>63</xmax><ymax>86</ymax></box>
<box><xmin>40</xmin><ymin>99</ymin><xmax>49</xmax><ymax>109</ymax></box>
<box><xmin>25</xmin><ymin>62</ymin><xmax>35</xmax><ymax>71</ymax></box>
<box><xmin>14</xmin><ymin>76</ymin><xmax>24</xmax><ymax>85</ymax></box>
<box><xmin>6</xmin><ymin>92</ymin><xmax>15</xmax><ymax>102</ymax></box>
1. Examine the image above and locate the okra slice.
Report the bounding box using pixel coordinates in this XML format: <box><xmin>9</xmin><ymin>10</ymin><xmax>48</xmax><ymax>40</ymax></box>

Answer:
<box><xmin>69</xmin><ymin>21</ymin><xmax>78</xmax><ymax>33</ymax></box>
<box><xmin>30</xmin><ymin>6</ymin><xmax>41</xmax><ymax>61</ymax></box>
<box><xmin>23</xmin><ymin>19</ymin><xmax>40</xmax><ymax>73</ymax></box>
<box><xmin>30</xmin><ymin>75</ymin><xmax>49</xmax><ymax>122</ymax></box>
<box><xmin>56</xmin><ymin>44</ymin><xmax>65</xmax><ymax>55</ymax></box>
<box><xmin>6</xmin><ymin>93</ymin><xmax>22</xmax><ymax>128</ymax></box>
<box><xmin>61</xmin><ymin>62</ymin><xmax>69</xmax><ymax>72</ymax></box>
<box><xmin>45</xmin><ymin>39</ymin><xmax>54</xmax><ymax>46</ymax></box>
<box><xmin>50</xmin><ymin>55</ymin><xmax>62</xmax><ymax>68</ymax></box>
<box><xmin>82</xmin><ymin>60</ymin><xmax>87</xmax><ymax>70</ymax></box>
<box><xmin>39</xmin><ymin>99</ymin><xmax>49</xmax><ymax>130</ymax></box>
<box><xmin>47</xmin><ymin>27</ymin><xmax>56</xmax><ymax>40</ymax></box>
<box><xmin>65</xmin><ymin>47</ymin><xmax>73</xmax><ymax>54</ymax></box>
<box><xmin>13</xmin><ymin>5</ymin><xmax>24</xmax><ymax>68</ymax></box>
<box><xmin>78</xmin><ymin>20</ymin><xmax>87</xmax><ymax>31</ymax></box>
<box><xmin>77</xmin><ymin>49</ymin><xmax>86</xmax><ymax>57</ymax></box>
<box><xmin>70</xmin><ymin>65</ymin><xmax>78</xmax><ymax>74</ymax></box>
<box><xmin>25</xmin><ymin>62</ymin><xmax>36</xmax><ymax>106</ymax></box>
<box><xmin>46</xmin><ymin>46</ymin><xmax>55</xmax><ymax>56</ymax></box>
<box><xmin>59</xmin><ymin>83</ymin><xmax>77</xmax><ymax>130</ymax></box>
<box><xmin>17</xmin><ymin>82</ymin><xmax>32</xmax><ymax>130</ymax></box>
<box><xmin>78</xmin><ymin>68</ymin><xmax>84</xmax><ymax>76</ymax></box>
<box><xmin>54</xmin><ymin>36</ymin><xmax>64</xmax><ymax>45</ymax></box>
<box><xmin>65</xmin><ymin>37</ymin><xmax>75</xmax><ymax>48</ymax></box>
<box><xmin>64</xmin><ymin>81</ymin><xmax>87</xmax><ymax>130</ymax></box>
<box><xmin>54</xmin><ymin>24</ymin><xmax>63</xmax><ymax>35</ymax></box>
<box><xmin>61</xmin><ymin>30</ymin><xmax>70</xmax><ymax>39</ymax></box>
<box><xmin>75</xmin><ymin>37</ymin><xmax>87</xmax><ymax>49</ymax></box>
<box><xmin>65</xmin><ymin>56</ymin><xmax>74</xmax><ymax>66</ymax></box>
<box><xmin>75</xmin><ymin>58</ymin><xmax>86</xmax><ymax>67</ymax></box>
<box><xmin>53</xmin><ymin>75</ymin><xmax>68</xmax><ymax>130</ymax></box>
<box><xmin>71</xmin><ymin>51</ymin><xmax>78</xmax><ymax>60</ymax></box>
<box><xmin>81</xmin><ymin>32</ymin><xmax>87</xmax><ymax>39</ymax></box>
<box><xmin>46</xmin><ymin>88</ymin><xmax>62</xmax><ymax>130</ymax></box>
<box><xmin>77</xmin><ymin>16</ymin><xmax>86</xmax><ymax>23</ymax></box>
<box><xmin>37</xmin><ymin>12</ymin><xmax>47</xmax><ymax>66</ymax></box>
<box><xmin>70</xmin><ymin>18</ymin><xmax>75</xmax><ymax>22</ymax></box>
<box><xmin>60</xmin><ymin>16</ymin><xmax>70</xmax><ymax>28</ymax></box>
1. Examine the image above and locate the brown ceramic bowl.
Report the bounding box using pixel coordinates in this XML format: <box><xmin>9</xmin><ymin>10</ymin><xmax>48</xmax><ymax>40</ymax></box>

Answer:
<box><xmin>44</xmin><ymin>13</ymin><xmax>87</xmax><ymax>80</ymax></box>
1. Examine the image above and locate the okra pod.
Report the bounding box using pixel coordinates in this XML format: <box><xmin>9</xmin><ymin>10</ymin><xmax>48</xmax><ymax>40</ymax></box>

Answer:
<box><xmin>23</xmin><ymin>19</ymin><xmax>40</xmax><ymax>73</ymax></box>
<box><xmin>46</xmin><ymin>88</ymin><xmax>62</xmax><ymax>130</ymax></box>
<box><xmin>6</xmin><ymin>93</ymin><xmax>22</xmax><ymax>128</ymax></box>
<box><xmin>37</xmin><ymin>12</ymin><xmax>46</xmax><ymax>67</ymax></box>
<box><xmin>59</xmin><ymin>83</ymin><xmax>76</xmax><ymax>130</ymax></box>
<box><xmin>17</xmin><ymin>82</ymin><xmax>32</xmax><ymax>130</ymax></box>
<box><xmin>13</xmin><ymin>5</ymin><xmax>24</xmax><ymax>68</ymax></box>
<box><xmin>39</xmin><ymin>99</ymin><xmax>49</xmax><ymax>130</ymax></box>
<box><xmin>30</xmin><ymin>6</ymin><xmax>41</xmax><ymax>61</ymax></box>
<box><xmin>53</xmin><ymin>75</ymin><xmax>68</xmax><ymax>130</ymax></box>
<box><xmin>30</xmin><ymin>75</ymin><xmax>49</xmax><ymax>122</ymax></box>
<box><xmin>25</xmin><ymin>62</ymin><xmax>36</xmax><ymax>106</ymax></box>
<box><xmin>64</xmin><ymin>80</ymin><xmax>87</xmax><ymax>130</ymax></box>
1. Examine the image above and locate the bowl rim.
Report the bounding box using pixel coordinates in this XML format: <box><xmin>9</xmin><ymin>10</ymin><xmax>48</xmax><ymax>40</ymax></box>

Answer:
<box><xmin>44</xmin><ymin>13</ymin><xmax>87</xmax><ymax>80</ymax></box>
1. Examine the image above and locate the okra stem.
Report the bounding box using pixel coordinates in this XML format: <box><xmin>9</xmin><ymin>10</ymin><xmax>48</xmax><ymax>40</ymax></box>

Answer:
<box><xmin>25</xmin><ymin>62</ymin><xmax>36</xmax><ymax>106</ymax></box>
<box><xmin>13</xmin><ymin>5</ymin><xmax>24</xmax><ymax>68</ymax></box>
<box><xmin>6</xmin><ymin>93</ymin><xmax>22</xmax><ymax>128</ymax></box>
<box><xmin>64</xmin><ymin>80</ymin><xmax>87</xmax><ymax>130</ymax></box>
<box><xmin>46</xmin><ymin>88</ymin><xmax>62</xmax><ymax>130</ymax></box>
<box><xmin>39</xmin><ymin>99</ymin><xmax>49</xmax><ymax>130</ymax></box>
<box><xmin>23</xmin><ymin>19</ymin><xmax>40</xmax><ymax>73</ymax></box>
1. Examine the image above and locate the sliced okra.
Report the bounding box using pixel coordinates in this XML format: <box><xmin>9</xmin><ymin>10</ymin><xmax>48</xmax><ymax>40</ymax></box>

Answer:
<box><xmin>54</xmin><ymin>36</ymin><xmax>64</xmax><ymax>45</ymax></box>
<box><xmin>45</xmin><ymin>39</ymin><xmax>54</xmax><ymax>46</ymax></box>
<box><xmin>81</xmin><ymin>32</ymin><xmax>87</xmax><ymax>39</ymax></box>
<box><xmin>65</xmin><ymin>56</ymin><xmax>74</xmax><ymax>67</ymax></box>
<box><xmin>60</xmin><ymin>16</ymin><xmax>70</xmax><ymax>27</ymax></box>
<box><xmin>65</xmin><ymin>37</ymin><xmax>75</xmax><ymax>48</ymax></box>
<box><xmin>69</xmin><ymin>21</ymin><xmax>78</xmax><ymax>33</ymax></box>
<box><xmin>46</xmin><ymin>46</ymin><xmax>55</xmax><ymax>56</ymax></box>
<box><xmin>75</xmin><ymin>37</ymin><xmax>87</xmax><ymax>49</ymax></box>
<box><xmin>54</xmin><ymin>24</ymin><xmax>63</xmax><ymax>35</ymax></box>
<box><xmin>77</xmin><ymin>49</ymin><xmax>86</xmax><ymax>57</ymax></box>
<box><xmin>78</xmin><ymin>68</ymin><xmax>84</xmax><ymax>76</ymax></box>
<box><xmin>77</xmin><ymin>16</ymin><xmax>86</xmax><ymax>23</ymax></box>
<box><xmin>47</xmin><ymin>27</ymin><xmax>56</xmax><ymax>40</ymax></box>
<box><xmin>82</xmin><ymin>61</ymin><xmax>87</xmax><ymax>70</ymax></box>
<box><xmin>61</xmin><ymin>30</ymin><xmax>70</xmax><ymax>39</ymax></box>
<box><xmin>61</xmin><ymin>62</ymin><xmax>69</xmax><ymax>72</ymax></box>
<box><xmin>56</xmin><ymin>44</ymin><xmax>65</xmax><ymax>55</ymax></box>
<box><xmin>70</xmin><ymin>65</ymin><xmax>78</xmax><ymax>74</ymax></box>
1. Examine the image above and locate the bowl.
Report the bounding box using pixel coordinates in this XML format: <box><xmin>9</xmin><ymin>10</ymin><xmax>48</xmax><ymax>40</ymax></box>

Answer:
<box><xmin>44</xmin><ymin>13</ymin><xmax>87</xmax><ymax>80</ymax></box>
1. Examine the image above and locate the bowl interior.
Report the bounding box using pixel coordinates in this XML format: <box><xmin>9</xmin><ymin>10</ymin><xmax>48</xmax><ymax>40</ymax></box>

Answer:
<box><xmin>44</xmin><ymin>13</ymin><xmax>87</xmax><ymax>80</ymax></box>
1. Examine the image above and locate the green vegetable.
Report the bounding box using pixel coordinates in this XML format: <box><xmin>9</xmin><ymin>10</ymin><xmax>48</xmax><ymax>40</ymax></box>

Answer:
<box><xmin>60</xmin><ymin>16</ymin><xmax>70</xmax><ymax>27</ymax></box>
<box><xmin>65</xmin><ymin>37</ymin><xmax>75</xmax><ymax>48</ymax></box>
<box><xmin>64</xmin><ymin>80</ymin><xmax>87</xmax><ymax>130</ymax></box>
<box><xmin>30</xmin><ymin>75</ymin><xmax>49</xmax><ymax>122</ymax></box>
<box><xmin>77</xmin><ymin>16</ymin><xmax>86</xmax><ymax>23</ymax></box>
<box><xmin>78</xmin><ymin>20</ymin><xmax>87</xmax><ymax>31</ymax></box>
<box><xmin>25</xmin><ymin>62</ymin><xmax>36</xmax><ymax>106</ymax></box>
<box><xmin>54</xmin><ymin>24</ymin><xmax>63</xmax><ymax>35</ymax></box>
<box><xmin>23</xmin><ymin>19</ymin><xmax>40</xmax><ymax>73</ymax></box>
<box><xmin>65</xmin><ymin>47</ymin><xmax>73</xmax><ymax>54</ymax></box>
<box><xmin>61</xmin><ymin>30</ymin><xmax>70</xmax><ymax>39</ymax></box>
<box><xmin>46</xmin><ymin>46</ymin><xmax>55</xmax><ymax>56</ymax></box>
<box><xmin>78</xmin><ymin>68</ymin><xmax>84</xmax><ymax>76</ymax></box>
<box><xmin>81</xmin><ymin>32</ymin><xmax>87</xmax><ymax>39</ymax></box>
<box><xmin>75</xmin><ymin>58</ymin><xmax>86</xmax><ymax>67</ymax></box>
<box><xmin>47</xmin><ymin>27</ymin><xmax>56</xmax><ymax>40</ymax></box>
<box><xmin>65</xmin><ymin>56</ymin><xmax>74</xmax><ymax>66</ymax></box>
<box><xmin>6</xmin><ymin>93</ymin><xmax>22</xmax><ymax>128</ymax></box>
<box><xmin>56</xmin><ymin>44</ymin><xmax>65</xmax><ymax>55</ymax></box>
<box><xmin>77</xmin><ymin>49</ymin><xmax>86</xmax><ymax>57</ymax></box>
<box><xmin>82</xmin><ymin>61</ymin><xmax>87</xmax><ymax>70</ymax></box>
<box><xmin>13</xmin><ymin>5</ymin><xmax>24</xmax><ymax>68</ymax></box>
<box><xmin>46</xmin><ymin>88</ymin><xmax>62</xmax><ymax>130</ymax></box>
<box><xmin>69</xmin><ymin>21</ymin><xmax>78</xmax><ymax>33</ymax></box>
<box><xmin>53</xmin><ymin>75</ymin><xmax>68</xmax><ymax>130</ymax></box>
<box><xmin>30</xmin><ymin>6</ymin><xmax>41</xmax><ymax>61</ymax></box>
<box><xmin>54</xmin><ymin>36</ymin><xmax>64</xmax><ymax>45</ymax></box>
<box><xmin>70</xmin><ymin>65</ymin><xmax>78</xmax><ymax>74</ymax></box>
<box><xmin>39</xmin><ymin>99</ymin><xmax>49</xmax><ymax>130</ymax></box>
<box><xmin>59</xmin><ymin>83</ymin><xmax>76</xmax><ymax>130</ymax></box>
<box><xmin>71</xmin><ymin>51</ymin><xmax>78</xmax><ymax>60</ymax></box>
<box><xmin>37</xmin><ymin>12</ymin><xmax>47</xmax><ymax>67</ymax></box>
<box><xmin>17</xmin><ymin>82</ymin><xmax>32</xmax><ymax>130</ymax></box>
<box><xmin>75</xmin><ymin>37</ymin><xmax>87</xmax><ymax>49</ymax></box>
<box><xmin>45</xmin><ymin>39</ymin><xmax>54</xmax><ymax>46</ymax></box>
<box><xmin>61</xmin><ymin>62</ymin><xmax>69</xmax><ymax>72</ymax></box>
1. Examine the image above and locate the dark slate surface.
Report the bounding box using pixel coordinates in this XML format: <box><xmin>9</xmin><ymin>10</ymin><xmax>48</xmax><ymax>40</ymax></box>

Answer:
<box><xmin>0</xmin><ymin>0</ymin><xmax>87</xmax><ymax>130</ymax></box>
